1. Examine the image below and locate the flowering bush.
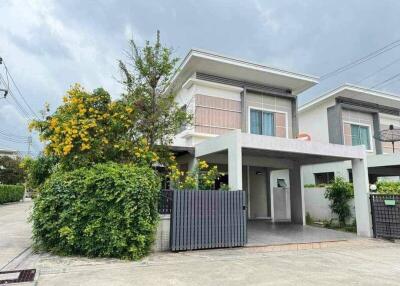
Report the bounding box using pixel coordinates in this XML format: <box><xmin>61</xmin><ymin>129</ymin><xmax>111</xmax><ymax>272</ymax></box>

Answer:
<box><xmin>169</xmin><ymin>159</ymin><xmax>224</xmax><ymax>190</ymax></box>
<box><xmin>29</xmin><ymin>84</ymin><xmax>157</xmax><ymax>169</ymax></box>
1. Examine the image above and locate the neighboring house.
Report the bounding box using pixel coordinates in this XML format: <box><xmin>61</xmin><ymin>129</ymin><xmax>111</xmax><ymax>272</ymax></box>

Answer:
<box><xmin>298</xmin><ymin>84</ymin><xmax>400</xmax><ymax>185</ymax></box>
<box><xmin>169</xmin><ymin>49</ymin><xmax>373</xmax><ymax>237</ymax></box>
<box><xmin>0</xmin><ymin>148</ymin><xmax>18</xmax><ymax>160</ymax></box>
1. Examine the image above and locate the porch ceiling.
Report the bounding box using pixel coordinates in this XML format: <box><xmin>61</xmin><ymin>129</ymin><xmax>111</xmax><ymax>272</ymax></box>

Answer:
<box><xmin>241</xmin><ymin>147</ymin><xmax>353</xmax><ymax>165</ymax></box>
<box><xmin>195</xmin><ymin>130</ymin><xmax>365</xmax><ymax>166</ymax></box>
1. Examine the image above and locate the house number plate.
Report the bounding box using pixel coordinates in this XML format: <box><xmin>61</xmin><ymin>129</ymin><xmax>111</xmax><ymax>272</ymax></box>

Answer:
<box><xmin>384</xmin><ymin>200</ymin><xmax>396</xmax><ymax>206</ymax></box>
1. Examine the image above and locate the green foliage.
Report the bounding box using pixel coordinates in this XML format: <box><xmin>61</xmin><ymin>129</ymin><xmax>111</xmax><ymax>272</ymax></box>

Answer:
<box><xmin>322</xmin><ymin>218</ymin><xmax>357</xmax><ymax>233</ymax></box>
<box><xmin>305</xmin><ymin>212</ymin><xmax>314</xmax><ymax>225</ymax></box>
<box><xmin>0</xmin><ymin>156</ymin><xmax>25</xmax><ymax>185</ymax></box>
<box><xmin>170</xmin><ymin>160</ymin><xmax>224</xmax><ymax>190</ymax></box>
<box><xmin>21</xmin><ymin>156</ymin><xmax>58</xmax><ymax>190</ymax></box>
<box><xmin>31</xmin><ymin>162</ymin><xmax>160</xmax><ymax>260</ymax></box>
<box><xmin>119</xmin><ymin>30</ymin><xmax>192</xmax><ymax>165</ymax></box>
<box><xmin>376</xmin><ymin>181</ymin><xmax>400</xmax><ymax>194</ymax></box>
<box><xmin>0</xmin><ymin>184</ymin><xmax>24</xmax><ymax>204</ymax></box>
<box><xmin>324</xmin><ymin>177</ymin><xmax>354</xmax><ymax>226</ymax></box>
<box><xmin>304</xmin><ymin>183</ymin><xmax>328</xmax><ymax>188</ymax></box>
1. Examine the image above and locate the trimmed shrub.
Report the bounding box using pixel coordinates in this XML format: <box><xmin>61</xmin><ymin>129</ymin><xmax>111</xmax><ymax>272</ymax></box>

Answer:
<box><xmin>325</xmin><ymin>177</ymin><xmax>353</xmax><ymax>226</ymax></box>
<box><xmin>0</xmin><ymin>184</ymin><xmax>25</xmax><ymax>204</ymax></box>
<box><xmin>32</xmin><ymin>162</ymin><xmax>160</xmax><ymax>260</ymax></box>
<box><xmin>376</xmin><ymin>181</ymin><xmax>400</xmax><ymax>194</ymax></box>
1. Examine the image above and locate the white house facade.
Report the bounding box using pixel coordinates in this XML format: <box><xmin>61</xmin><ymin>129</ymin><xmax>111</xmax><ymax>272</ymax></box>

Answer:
<box><xmin>169</xmin><ymin>50</ymin><xmax>373</xmax><ymax>237</ymax></box>
<box><xmin>298</xmin><ymin>84</ymin><xmax>400</xmax><ymax>185</ymax></box>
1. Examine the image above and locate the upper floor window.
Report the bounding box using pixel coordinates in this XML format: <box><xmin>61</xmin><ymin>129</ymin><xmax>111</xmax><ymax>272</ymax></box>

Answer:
<box><xmin>350</xmin><ymin>124</ymin><xmax>371</xmax><ymax>150</ymax></box>
<box><xmin>250</xmin><ymin>109</ymin><xmax>275</xmax><ymax>136</ymax></box>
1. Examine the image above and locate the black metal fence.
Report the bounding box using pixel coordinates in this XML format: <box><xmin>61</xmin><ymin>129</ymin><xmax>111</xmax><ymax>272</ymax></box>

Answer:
<box><xmin>159</xmin><ymin>189</ymin><xmax>174</xmax><ymax>215</ymax></box>
<box><xmin>370</xmin><ymin>194</ymin><xmax>400</xmax><ymax>239</ymax></box>
<box><xmin>170</xmin><ymin>190</ymin><xmax>247</xmax><ymax>251</ymax></box>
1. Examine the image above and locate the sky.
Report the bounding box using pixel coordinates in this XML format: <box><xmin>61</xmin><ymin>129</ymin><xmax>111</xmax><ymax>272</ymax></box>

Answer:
<box><xmin>1</xmin><ymin>0</ymin><xmax>400</xmax><ymax>154</ymax></box>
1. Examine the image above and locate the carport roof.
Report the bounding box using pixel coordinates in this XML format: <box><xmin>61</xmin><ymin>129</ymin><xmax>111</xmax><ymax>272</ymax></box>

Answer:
<box><xmin>195</xmin><ymin>130</ymin><xmax>365</xmax><ymax>165</ymax></box>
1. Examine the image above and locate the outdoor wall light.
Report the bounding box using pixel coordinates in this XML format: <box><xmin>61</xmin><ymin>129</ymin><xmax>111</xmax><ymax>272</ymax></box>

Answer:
<box><xmin>255</xmin><ymin>171</ymin><xmax>263</xmax><ymax>175</ymax></box>
<box><xmin>369</xmin><ymin>184</ymin><xmax>377</xmax><ymax>192</ymax></box>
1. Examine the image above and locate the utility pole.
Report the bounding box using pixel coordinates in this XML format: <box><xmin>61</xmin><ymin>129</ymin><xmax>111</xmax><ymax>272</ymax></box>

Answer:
<box><xmin>27</xmin><ymin>135</ymin><xmax>32</xmax><ymax>156</ymax></box>
<box><xmin>0</xmin><ymin>56</ymin><xmax>8</xmax><ymax>98</ymax></box>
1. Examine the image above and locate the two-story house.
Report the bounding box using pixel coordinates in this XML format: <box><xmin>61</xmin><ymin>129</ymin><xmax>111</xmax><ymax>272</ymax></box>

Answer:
<box><xmin>299</xmin><ymin>84</ymin><xmax>400</xmax><ymax>186</ymax></box>
<box><xmin>168</xmin><ymin>49</ymin><xmax>373</xmax><ymax>237</ymax></box>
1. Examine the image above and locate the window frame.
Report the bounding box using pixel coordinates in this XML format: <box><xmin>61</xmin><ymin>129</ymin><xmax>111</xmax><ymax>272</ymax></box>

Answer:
<box><xmin>248</xmin><ymin>106</ymin><xmax>288</xmax><ymax>138</ymax></box>
<box><xmin>314</xmin><ymin>172</ymin><xmax>335</xmax><ymax>185</ymax></box>
<box><xmin>343</xmin><ymin>120</ymin><xmax>373</xmax><ymax>152</ymax></box>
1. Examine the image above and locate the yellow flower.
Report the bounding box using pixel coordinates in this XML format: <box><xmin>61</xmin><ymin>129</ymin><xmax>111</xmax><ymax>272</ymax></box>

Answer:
<box><xmin>81</xmin><ymin>143</ymin><xmax>91</xmax><ymax>151</ymax></box>
<box><xmin>63</xmin><ymin>144</ymin><xmax>73</xmax><ymax>155</ymax></box>
<box><xmin>50</xmin><ymin>118</ymin><xmax>58</xmax><ymax>129</ymax></box>
<box><xmin>198</xmin><ymin>160</ymin><xmax>209</xmax><ymax>170</ymax></box>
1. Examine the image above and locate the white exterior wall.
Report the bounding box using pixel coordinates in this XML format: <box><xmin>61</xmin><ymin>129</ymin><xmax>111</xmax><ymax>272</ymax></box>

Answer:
<box><xmin>298</xmin><ymin>98</ymin><xmax>335</xmax><ymax>143</ymax></box>
<box><xmin>305</xmin><ymin>187</ymin><xmax>355</xmax><ymax>222</ymax></box>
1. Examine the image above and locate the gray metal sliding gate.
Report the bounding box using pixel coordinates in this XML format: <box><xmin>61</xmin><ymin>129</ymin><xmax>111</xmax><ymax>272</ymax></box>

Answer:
<box><xmin>370</xmin><ymin>194</ymin><xmax>400</xmax><ymax>239</ymax></box>
<box><xmin>170</xmin><ymin>190</ymin><xmax>247</xmax><ymax>251</ymax></box>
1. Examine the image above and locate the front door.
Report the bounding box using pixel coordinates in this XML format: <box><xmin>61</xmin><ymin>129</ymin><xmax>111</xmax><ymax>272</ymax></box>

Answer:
<box><xmin>249</xmin><ymin>167</ymin><xmax>269</xmax><ymax>219</ymax></box>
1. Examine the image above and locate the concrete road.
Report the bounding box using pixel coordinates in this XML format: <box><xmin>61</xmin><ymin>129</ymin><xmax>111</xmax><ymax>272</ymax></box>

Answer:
<box><xmin>2</xmin><ymin>201</ymin><xmax>400</xmax><ymax>285</ymax></box>
<box><xmin>0</xmin><ymin>201</ymin><xmax>32</xmax><ymax>270</ymax></box>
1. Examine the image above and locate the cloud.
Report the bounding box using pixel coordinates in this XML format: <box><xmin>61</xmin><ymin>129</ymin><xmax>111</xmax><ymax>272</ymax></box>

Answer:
<box><xmin>1</xmin><ymin>0</ymin><xmax>400</xmax><ymax>153</ymax></box>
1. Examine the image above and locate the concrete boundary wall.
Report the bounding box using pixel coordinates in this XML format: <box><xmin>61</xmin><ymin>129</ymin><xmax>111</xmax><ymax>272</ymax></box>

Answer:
<box><xmin>153</xmin><ymin>215</ymin><xmax>171</xmax><ymax>252</ymax></box>
<box><xmin>305</xmin><ymin>187</ymin><xmax>355</xmax><ymax>222</ymax></box>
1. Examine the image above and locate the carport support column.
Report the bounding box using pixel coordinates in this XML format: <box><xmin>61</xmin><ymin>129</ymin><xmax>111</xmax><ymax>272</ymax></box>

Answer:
<box><xmin>228</xmin><ymin>141</ymin><xmax>242</xmax><ymax>191</ymax></box>
<box><xmin>352</xmin><ymin>158</ymin><xmax>373</xmax><ymax>237</ymax></box>
<box><xmin>289</xmin><ymin>163</ymin><xmax>305</xmax><ymax>225</ymax></box>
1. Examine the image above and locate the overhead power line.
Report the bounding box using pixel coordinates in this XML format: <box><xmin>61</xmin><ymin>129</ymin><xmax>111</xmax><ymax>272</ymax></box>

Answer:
<box><xmin>355</xmin><ymin>57</ymin><xmax>400</xmax><ymax>84</ymax></box>
<box><xmin>0</xmin><ymin>73</ymin><xmax>33</xmax><ymax>120</ymax></box>
<box><xmin>2</xmin><ymin>59</ymin><xmax>39</xmax><ymax>119</ymax></box>
<box><xmin>0</xmin><ymin>129</ymin><xmax>28</xmax><ymax>139</ymax></box>
<box><xmin>321</xmin><ymin>38</ymin><xmax>400</xmax><ymax>80</ymax></box>
<box><xmin>370</xmin><ymin>72</ymin><xmax>400</xmax><ymax>89</ymax></box>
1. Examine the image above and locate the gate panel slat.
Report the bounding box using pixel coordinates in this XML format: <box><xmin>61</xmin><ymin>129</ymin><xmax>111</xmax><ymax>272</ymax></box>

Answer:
<box><xmin>232</xmin><ymin>192</ymin><xmax>238</xmax><ymax>246</ymax></box>
<box><xmin>226</xmin><ymin>190</ymin><xmax>231</xmax><ymax>247</ymax></box>
<box><xmin>190</xmin><ymin>190</ymin><xmax>194</xmax><ymax>250</ymax></box>
<box><xmin>238</xmin><ymin>191</ymin><xmax>242</xmax><ymax>246</ymax></box>
<box><xmin>218</xmin><ymin>191</ymin><xmax>221</xmax><ymax>248</ymax></box>
<box><xmin>203</xmin><ymin>191</ymin><xmax>210</xmax><ymax>248</ymax></box>
<box><xmin>201</xmin><ymin>191</ymin><xmax>205</xmax><ymax>249</ymax></box>
<box><xmin>222</xmin><ymin>191</ymin><xmax>226</xmax><ymax>247</ymax></box>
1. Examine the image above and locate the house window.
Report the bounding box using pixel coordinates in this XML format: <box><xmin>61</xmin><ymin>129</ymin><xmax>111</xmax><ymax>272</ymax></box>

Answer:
<box><xmin>314</xmin><ymin>172</ymin><xmax>335</xmax><ymax>185</ymax></box>
<box><xmin>351</xmin><ymin>124</ymin><xmax>371</xmax><ymax>150</ymax></box>
<box><xmin>250</xmin><ymin>109</ymin><xmax>275</xmax><ymax>136</ymax></box>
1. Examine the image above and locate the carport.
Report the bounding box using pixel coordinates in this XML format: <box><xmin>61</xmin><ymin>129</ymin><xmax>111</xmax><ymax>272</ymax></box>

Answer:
<box><xmin>195</xmin><ymin>129</ymin><xmax>373</xmax><ymax>238</ymax></box>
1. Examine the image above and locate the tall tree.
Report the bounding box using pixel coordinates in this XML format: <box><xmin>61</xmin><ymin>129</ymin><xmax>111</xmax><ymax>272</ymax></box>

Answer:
<box><xmin>118</xmin><ymin>31</ymin><xmax>191</xmax><ymax>163</ymax></box>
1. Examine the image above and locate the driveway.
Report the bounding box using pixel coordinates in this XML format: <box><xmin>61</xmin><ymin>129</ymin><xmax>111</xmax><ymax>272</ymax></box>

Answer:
<box><xmin>0</xmin><ymin>201</ymin><xmax>32</xmax><ymax>270</ymax></box>
<box><xmin>1</xmin><ymin>202</ymin><xmax>400</xmax><ymax>285</ymax></box>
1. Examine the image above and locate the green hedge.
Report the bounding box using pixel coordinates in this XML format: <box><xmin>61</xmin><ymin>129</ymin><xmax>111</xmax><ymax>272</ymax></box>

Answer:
<box><xmin>32</xmin><ymin>162</ymin><xmax>160</xmax><ymax>260</ymax></box>
<box><xmin>376</xmin><ymin>181</ymin><xmax>400</xmax><ymax>194</ymax></box>
<box><xmin>0</xmin><ymin>184</ymin><xmax>25</xmax><ymax>204</ymax></box>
